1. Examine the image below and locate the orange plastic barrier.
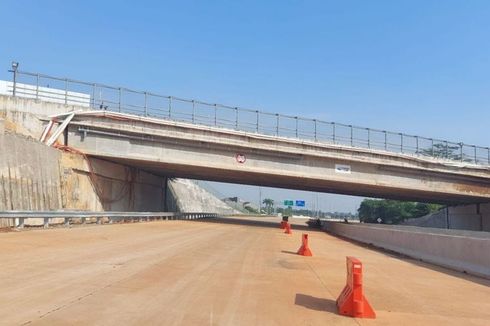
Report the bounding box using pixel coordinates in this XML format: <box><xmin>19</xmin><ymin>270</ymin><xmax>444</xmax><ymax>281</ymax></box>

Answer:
<box><xmin>336</xmin><ymin>257</ymin><xmax>376</xmax><ymax>319</ymax></box>
<box><xmin>284</xmin><ymin>222</ymin><xmax>292</xmax><ymax>234</ymax></box>
<box><xmin>297</xmin><ymin>233</ymin><xmax>313</xmax><ymax>256</ymax></box>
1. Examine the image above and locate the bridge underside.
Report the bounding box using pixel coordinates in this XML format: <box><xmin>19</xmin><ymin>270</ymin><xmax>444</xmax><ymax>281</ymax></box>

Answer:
<box><xmin>63</xmin><ymin>112</ymin><xmax>490</xmax><ymax>205</ymax></box>
<box><xmin>96</xmin><ymin>156</ymin><xmax>487</xmax><ymax>204</ymax></box>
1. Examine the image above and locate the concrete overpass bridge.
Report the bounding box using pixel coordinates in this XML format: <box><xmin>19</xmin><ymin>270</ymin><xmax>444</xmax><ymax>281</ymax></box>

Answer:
<box><xmin>56</xmin><ymin>110</ymin><xmax>489</xmax><ymax>204</ymax></box>
<box><xmin>3</xmin><ymin>69</ymin><xmax>490</xmax><ymax>204</ymax></box>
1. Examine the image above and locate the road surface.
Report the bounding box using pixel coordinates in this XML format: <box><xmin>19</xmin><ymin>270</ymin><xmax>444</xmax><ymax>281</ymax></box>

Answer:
<box><xmin>1</xmin><ymin>216</ymin><xmax>489</xmax><ymax>325</ymax></box>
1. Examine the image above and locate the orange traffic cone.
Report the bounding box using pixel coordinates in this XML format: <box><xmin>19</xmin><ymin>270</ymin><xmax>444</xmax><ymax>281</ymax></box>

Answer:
<box><xmin>297</xmin><ymin>233</ymin><xmax>313</xmax><ymax>256</ymax></box>
<box><xmin>336</xmin><ymin>257</ymin><xmax>376</xmax><ymax>319</ymax></box>
<box><xmin>284</xmin><ymin>222</ymin><xmax>292</xmax><ymax>234</ymax></box>
<box><xmin>280</xmin><ymin>221</ymin><xmax>287</xmax><ymax>229</ymax></box>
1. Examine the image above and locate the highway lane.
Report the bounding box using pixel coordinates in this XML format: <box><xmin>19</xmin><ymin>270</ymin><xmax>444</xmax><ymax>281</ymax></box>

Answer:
<box><xmin>0</xmin><ymin>216</ymin><xmax>489</xmax><ymax>325</ymax></box>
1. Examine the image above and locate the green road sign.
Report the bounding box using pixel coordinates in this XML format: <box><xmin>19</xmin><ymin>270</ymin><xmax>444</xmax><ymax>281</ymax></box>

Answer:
<box><xmin>283</xmin><ymin>200</ymin><xmax>294</xmax><ymax>206</ymax></box>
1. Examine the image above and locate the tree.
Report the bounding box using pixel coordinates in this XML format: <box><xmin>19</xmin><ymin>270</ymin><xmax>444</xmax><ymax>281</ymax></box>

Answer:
<box><xmin>262</xmin><ymin>198</ymin><xmax>274</xmax><ymax>215</ymax></box>
<box><xmin>419</xmin><ymin>143</ymin><xmax>472</xmax><ymax>162</ymax></box>
<box><xmin>358</xmin><ymin>199</ymin><xmax>442</xmax><ymax>224</ymax></box>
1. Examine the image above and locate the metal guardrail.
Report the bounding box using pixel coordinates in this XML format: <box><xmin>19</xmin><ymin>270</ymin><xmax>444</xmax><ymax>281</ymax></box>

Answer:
<box><xmin>0</xmin><ymin>211</ymin><xmax>219</xmax><ymax>229</ymax></box>
<box><xmin>6</xmin><ymin>67</ymin><xmax>490</xmax><ymax>166</ymax></box>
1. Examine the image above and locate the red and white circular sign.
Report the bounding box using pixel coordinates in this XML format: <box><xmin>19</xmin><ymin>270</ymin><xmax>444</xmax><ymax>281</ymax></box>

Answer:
<box><xmin>235</xmin><ymin>153</ymin><xmax>246</xmax><ymax>163</ymax></box>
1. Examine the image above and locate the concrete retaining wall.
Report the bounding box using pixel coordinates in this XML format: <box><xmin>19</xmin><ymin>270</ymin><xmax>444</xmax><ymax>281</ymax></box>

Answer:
<box><xmin>323</xmin><ymin>221</ymin><xmax>490</xmax><ymax>279</ymax></box>
<box><xmin>0</xmin><ymin>94</ymin><xmax>84</xmax><ymax>138</ymax></box>
<box><xmin>0</xmin><ymin>128</ymin><xmax>63</xmax><ymax>227</ymax></box>
<box><xmin>0</xmin><ymin>127</ymin><xmax>168</xmax><ymax>226</ymax></box>
<box><xmin>402</xmin><ymin>204</ymin><xmax>490</xmax><ymax>231</ymax></box>
<box><xmin>61</xmin><ymin>154</ymin><xmax>167</xmax><ymax>212</ymax></box>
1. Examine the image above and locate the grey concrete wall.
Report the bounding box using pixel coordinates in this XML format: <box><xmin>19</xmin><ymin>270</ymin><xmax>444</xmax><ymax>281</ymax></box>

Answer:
<box><xmin>402</xmin><ymin>209</ymin><xmax>449</xmax><ymax>228</ymax></box>
<box><xmin>481</xmin><ymin>204</ymin><xmax>490</xmax><ymax>232</ymax></box>
<box><xmin>0</xmin><ymin>95</ymin><xmax>84</xmax><ymax>138</ymax></box>
<box><xmin>323</xmin><ymin>221</ymin><xmax>490</xmax><ymax>279</ymax></box>
<box><xmin>61</xmin><ymin>155</ymin><xmax>167</xmax><ymax>212</ymax></box>
<box><xmin>402</xmin><ymin>203</ymin><xmax>490</xmax><ymax>231</ymax></box>
<box><xmin>0</xmin><ymin>131</ymin><xmax>63</xmax><ymax>226</ymax></box>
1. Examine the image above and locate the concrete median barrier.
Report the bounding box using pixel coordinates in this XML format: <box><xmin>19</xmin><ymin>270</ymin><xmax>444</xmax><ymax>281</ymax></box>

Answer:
<box><xmin>323</xmin><ymin>221</ymin><xmax>490</xmax><ymax>279</ymax></box>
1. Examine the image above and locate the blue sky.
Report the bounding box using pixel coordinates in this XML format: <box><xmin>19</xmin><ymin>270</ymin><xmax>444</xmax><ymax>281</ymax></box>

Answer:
<box><xmin>1</xmin><ymin>1</ymin><xmax>489</xmax><ymax>212</ymax></box>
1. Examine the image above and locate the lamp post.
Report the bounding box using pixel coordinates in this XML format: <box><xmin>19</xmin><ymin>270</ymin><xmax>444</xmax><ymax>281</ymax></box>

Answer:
<box><xmin>11</xmin><ymin>61</ymin><xmax>19</xmax><ymax>97</ymax></box>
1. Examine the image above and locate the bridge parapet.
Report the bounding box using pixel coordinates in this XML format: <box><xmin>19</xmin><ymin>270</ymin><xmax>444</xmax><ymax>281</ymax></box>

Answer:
<box><xmin>62</xmin><ymin>110</ymin><xmax>490</xmax><ymax>204</ymax></box>
<box><xmin>3</xmin><ymin>68</ymin><xmax>489</xmax><ymax>166</ymax></box>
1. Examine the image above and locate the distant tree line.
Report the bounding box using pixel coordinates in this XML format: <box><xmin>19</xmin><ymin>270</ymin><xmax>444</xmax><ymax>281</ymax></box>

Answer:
<box><xmin>275</xmin><ymin>207</ymin><xmax>357</xmax><ymax>219</ymax></box>
<box><xmin>358</xmin><ymin>199</ymin><xmax>442</xmax><ymax>224</ymax></box>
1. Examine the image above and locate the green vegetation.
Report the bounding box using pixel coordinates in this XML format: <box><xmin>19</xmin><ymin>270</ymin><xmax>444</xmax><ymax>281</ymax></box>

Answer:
<box><xmin>262</xmin><ymin>198</ymin><xmax>275</xmax><ymax>214</ymax></box>
<box><xmin>419</xmin><ymin>143</ymin><xmax>473</xmax><ymax>162</ymax></box>
<box><xmin>358</xmin><ymin>199</ymin><xmax>442</xmax><ymax>224</ymax></box>
<box><xmin>275</xmin><ymin>207</ymin><xmax>357</xmax><ymax>219</ymax></box>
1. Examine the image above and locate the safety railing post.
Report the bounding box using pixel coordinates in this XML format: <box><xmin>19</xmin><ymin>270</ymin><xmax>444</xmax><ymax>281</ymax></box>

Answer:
<box><xmin>64</xmin><ymin>78</ymin><xmax>68</xmax><ymax>105</ymax></box>
<box><xmin>144</xmin><ymin>92</ymin><xmax>148</xmax><ymax>116</ymax></box>
<box><xmin>36</xmin><ymin>74</ymin><xmax>40</xmax><ymax>100</ymax></box>
<box><xmin>92</xmin><ymin>83</ymin><xmax>96</xmax><ymax>108</ymax></box>
<box><xmin>400</xmin><ymin>133</ymin><xmax>403</xmax><ymax>153</ymax></box>
<box><xmin>276</xmin><ymin>113</ymin><xmax>279</xmax><ymax>136</ymax></box>
<box><xmin>332</xmin><ymin>122</ymin><xmax>336</xmax><ymax>143</ymax></box>
<box><xmin>415</xmin><ymin>136</ymin><xmax>419</xmax><ymax>154</ymax></box>
<box><xmin>11</xmin><ymin>66</ymin><xmax>17</xmax><ymax>97</ymax></box>
<box><xmin>445</xmin><ymin>141</ymin><xmax>449</xmax><ymax>158</ymax></box>
<box><xmin>431</xmin><ymin>139</ymin><xmax>434</xmax><ymax>157</ymax></box>
<box><xmin>367</xmin><ymin>128</ymin><xmax>371</xmax><ymax>149</ymax></box>
<box><xmin>460</xmin><ymin>143</ymin><xmax>464</xmax><ymax>162</ymax></box>
<box><xmin>295</xmin><ymin>117</ymin><xmax>298</xmax><ymax>138</ymax></box>
<box><xmin>235</xmin><ymin>107</ymin><xmax>239</xmax><ymax>130</ymax></box>
<box><xmin>168</xmin><ymin>96</ymin><xmax>172</xmax><ymax>118</ymax></box>
<box><xmin>256</xmin><ymin>110</ymin><xmax>259</xmax><ymax>133</ymax></box>
<box><xmin>118</xmin><ymin>88</ymin><xmax>122</xmax><ymax>112</ymax></box>
<box><xmin>192</xmin><ymin>100</ymin><xmax>195</xmax><ymax>123</ymax></box>
<box><xmin>474</xmin><ymin>146</ymin><xmax>477</xmax><ymax>164</ymax></box>
<box><xmin>350</xmin><ymin>125</ymin><xmax>354</xmax><ymax>147</ymax></box>
<box><xmin>214</xmin><ymin>104</ymin><xmax>217</xmax><ymax>126</ymax></box>
<box><xmin>384</xmin><ymin>131</ymin><xmax>387</xmax><ymax>150</ymax></box>
<box><xmin>314</xmin><ymin>119</ymin><xmax>317</xmax><ymax>141</ymax></box>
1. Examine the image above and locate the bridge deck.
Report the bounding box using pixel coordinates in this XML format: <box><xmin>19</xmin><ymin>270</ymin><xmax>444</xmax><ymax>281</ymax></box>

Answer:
<box><xmin>1</xmin><ymin>217</ymin><xmax>489</xmax><ymax>325</ymax></box>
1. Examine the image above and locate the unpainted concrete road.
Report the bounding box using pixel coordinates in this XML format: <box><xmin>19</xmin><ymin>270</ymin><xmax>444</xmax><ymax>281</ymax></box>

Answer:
<box><xmin>1</xmin><ymin>217</ymin><xmax>489</xmax><ymax>325</ymax></box>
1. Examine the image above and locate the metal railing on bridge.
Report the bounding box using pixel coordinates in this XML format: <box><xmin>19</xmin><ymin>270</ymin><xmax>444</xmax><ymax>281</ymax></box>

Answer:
<box><xmin>6</xmin><ymin>67</ymin><xmax>490</xmax><ymax>166</ymax></box>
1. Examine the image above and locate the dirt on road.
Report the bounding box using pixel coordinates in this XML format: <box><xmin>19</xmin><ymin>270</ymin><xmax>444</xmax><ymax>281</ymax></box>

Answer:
<box><xmin>0</xmin><ymin>216</ymin><xmax>489</xmax><ymax>325</ymax></box>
